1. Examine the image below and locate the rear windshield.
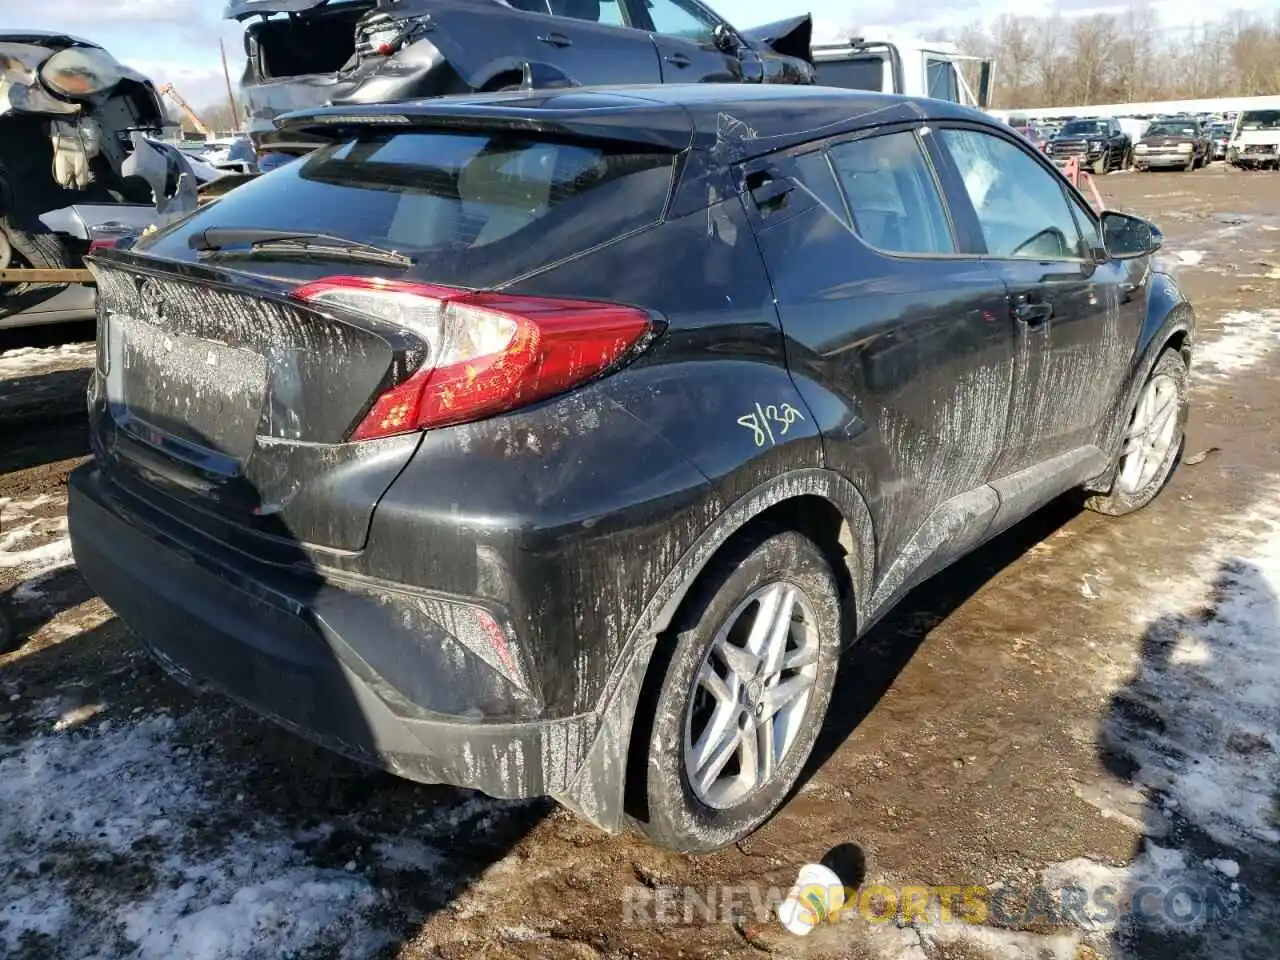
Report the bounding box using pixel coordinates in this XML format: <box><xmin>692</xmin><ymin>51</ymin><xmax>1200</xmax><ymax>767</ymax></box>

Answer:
<box><xmin>814</xmin><ymin>56</ymin><xmax>885</xmax><ymax>92</ymax></box>
<box><xmin>149</xmin><ymin>129</ymin><xmax>675</xmax><ymax>285</ymax></box>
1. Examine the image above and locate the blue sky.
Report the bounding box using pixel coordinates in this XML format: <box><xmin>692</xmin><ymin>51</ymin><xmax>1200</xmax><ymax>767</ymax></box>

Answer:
<box><xmin>0</xmin><ymin>0</ymin><xmax>1276</xmax><ymax>112</ymax></box>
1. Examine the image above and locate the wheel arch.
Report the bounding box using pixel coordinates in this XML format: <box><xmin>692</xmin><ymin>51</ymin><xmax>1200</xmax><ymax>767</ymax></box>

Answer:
<box><xmin>552</xmin><ymin>469</ymin><xmax>876</xmax><ymax>833</ymax></box>
<box><xmin>1084</xmin><ymin>284</ymin><xmax>1194</xmax><ymax>493</ymax></box>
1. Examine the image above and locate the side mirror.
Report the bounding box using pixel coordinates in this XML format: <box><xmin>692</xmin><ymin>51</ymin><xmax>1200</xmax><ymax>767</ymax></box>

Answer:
<box><xmin>1100</xmin><ymin>211</ymin><xmax>1162</xmax><ymax>259</ymax></box>
<box><xmin>712</xmin><ymin>23</ymin><xmax>737</xmax><ymax>52</ymax></box>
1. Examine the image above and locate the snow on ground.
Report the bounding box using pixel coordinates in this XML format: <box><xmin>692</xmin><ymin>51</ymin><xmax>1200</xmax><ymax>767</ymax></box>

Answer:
<box><xmin>0</xmin><ymin>711</ymin><xmax>392</xmax><ymax>959</ymax></box>
<box><xmin>1175</xmin><ymin>249</ymin><xmax>1206</xmax><ymax>266</ymax></box>
<box><xmin>1193</xmin><ymin>310</ymin><xmax>1280</xmax><ymax>379</ymax></box>
<box><xmin>0</xmin><ymin>341</ymin><xmax>95</xmax><ymax>379</ymax></box>
<box><xmin>0</xmin><ymin>494</ymin><xmax>73</xmax><ymax>579</ymax></box>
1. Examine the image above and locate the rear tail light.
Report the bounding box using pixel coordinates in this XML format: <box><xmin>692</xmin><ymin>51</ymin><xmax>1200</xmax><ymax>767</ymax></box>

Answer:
<box><xmin>292</xmin><ymin>276</ymin><xmax>653</xmax><ymax>441</ymax></box>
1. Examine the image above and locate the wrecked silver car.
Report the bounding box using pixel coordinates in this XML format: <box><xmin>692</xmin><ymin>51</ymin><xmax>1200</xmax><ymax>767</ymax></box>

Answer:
<box><xmin>0</xmin><ymin>32</ymin><xmax>199</xmax><ymax>325</ymax></box>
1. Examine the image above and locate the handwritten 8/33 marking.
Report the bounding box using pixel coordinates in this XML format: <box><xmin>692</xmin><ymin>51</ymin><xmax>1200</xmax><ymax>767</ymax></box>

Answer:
<box><xmin>737</xmin><ymin>402</ymin><xmax>806</xmax><ymax>447</ymax></box>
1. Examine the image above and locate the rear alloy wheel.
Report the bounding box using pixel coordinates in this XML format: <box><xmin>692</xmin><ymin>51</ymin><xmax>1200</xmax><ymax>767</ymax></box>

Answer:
<box><xmin>1086</xmin><ymin>350</ymin><xmax>1188</xmax><ymax>517</ymax></box>
<box><xmin>634</xmin><ymin>529</ymin><xmax>841</xmax><ymax>853</ymax></box>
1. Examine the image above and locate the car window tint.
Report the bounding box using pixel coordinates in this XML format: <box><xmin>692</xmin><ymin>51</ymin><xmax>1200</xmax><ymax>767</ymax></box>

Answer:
<box><xmin>792</xmin><ymin>150</ymin><xmax>850</xmax><ymax>227</ymax></box>
<box><xmin>1066</xmin><ymin>190</ymin><xmax>1102</xmax><ymax>252</ymax></box>
<box><xmin>548</xmin><ymin>0</ymin><xmax>624</xmax><ymax>23</ymax></box>
<box><xmin>926</xmin><ymin>59</ymin><xmax>958</xmax><ymax>102</ymax></box>
<box><xmin>642</xmin><ymin>0</ymin><xmax>716</xmax><ymax>40</ymax></box>
<box><xmin>828</xmin><ymin>131</ymin><xmax>954</xmax><ymax>255</ymax></box>
<box><xmin>150</xmin><ymin>131</ymin><xmax>674</xmax><ymax>287</ymax></box>
<box><xmin>940</xmin><ymin>128</ymin><xmax>1085</xmax><ymax>260</ymax></box>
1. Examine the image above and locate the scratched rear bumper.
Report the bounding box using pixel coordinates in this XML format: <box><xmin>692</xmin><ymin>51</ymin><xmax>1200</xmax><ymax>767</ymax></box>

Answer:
<box><xmin>68</xmin><ymin>461</ymin><xmax>595</xmax><ymax>799</ymax></box>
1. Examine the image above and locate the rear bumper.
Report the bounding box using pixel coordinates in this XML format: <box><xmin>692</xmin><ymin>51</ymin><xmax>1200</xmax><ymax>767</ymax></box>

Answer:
<box><xmin>68</xmin><ymin>462</ymin><xmax>594</xmax><ymax>801</ymax></box>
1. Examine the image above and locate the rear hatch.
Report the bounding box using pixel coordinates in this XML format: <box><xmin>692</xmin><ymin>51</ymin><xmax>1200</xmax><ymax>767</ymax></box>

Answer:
<box><xmin>87</xmin><ymin>111</ymin><xmax>681</xmax><ymax>554</ymax></box>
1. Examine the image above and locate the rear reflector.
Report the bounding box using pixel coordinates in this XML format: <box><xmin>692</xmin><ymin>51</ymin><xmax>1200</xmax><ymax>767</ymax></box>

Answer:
<box><xmin>292</xmin><ymin>276</ymin><xmax>652</xmax><ymax>440</ymax></box>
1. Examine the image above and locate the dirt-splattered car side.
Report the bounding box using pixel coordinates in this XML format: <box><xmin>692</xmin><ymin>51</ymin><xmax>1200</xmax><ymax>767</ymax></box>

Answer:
<box><xmin>68</xmin><ymin>86</ymin><xmax>1193</xmax><ymax>854</ymax></box>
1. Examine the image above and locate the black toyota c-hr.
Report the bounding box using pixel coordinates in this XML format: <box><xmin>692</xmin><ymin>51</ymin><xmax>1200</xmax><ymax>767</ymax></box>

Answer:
<box><xmin>70</xmin><ymin>85</ymin><xmax>1193</xmax><ymax>853</ymax></box>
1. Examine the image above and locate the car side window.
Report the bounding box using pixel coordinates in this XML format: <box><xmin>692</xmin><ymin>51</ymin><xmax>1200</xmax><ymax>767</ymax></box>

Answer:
<box><xmin>827</xmin><ymin>130</ymin><xmax>955</xmax><ymax>255</ymax></box>
<box><xmin>939</xmin><ymin>127</ymin><xmax>1086</xmax><ymax>261</ymax></box>
<box><xmin>792</xmin><ymin>150</ymin><xmax>851</xmax><ymax>227</ymax></box>
<box><xmin>640</xmin><ymin>0</ymin><xmax>717</xmax><ymax>40</ymax></box>
<box><xmin>1065</xmin><ymin>190</ymin><xmax>1103</xmax><ymax>252</ymax></box>
<box><xmin>548</xmin><ymin>0</ymin><xmax>626</xmax><ymax>25</ymax></box>
<box><xmin>926</xmin><ymin>59</ymin><xmax>959</xmax><ymax>102</ymax></box>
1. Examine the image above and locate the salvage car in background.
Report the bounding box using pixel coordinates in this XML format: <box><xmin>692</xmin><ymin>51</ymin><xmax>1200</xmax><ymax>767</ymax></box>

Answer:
<box><xmin>0</xmin><ymin>32</ymin><xmax>199</xmax><ymax>327</ymax></box>
<box><xmin>1044</xmin><ymin>117</ymin><xmax>1131</xmax><ymax>173</ymax></box>
<box><xmin>71</xmin><ymin>86</ymin><xmax>1192</xmax><ymax>853</ymax></box>
<box><xmin>1208</xmin><ymin>122</ymin><xmax>1232</xmax><ymax>161</ymax></box>
<box><xmin>1133</xmin><ymin>117</ymin><xmax>1211</xmax><ymax>171</ymax></box>
<box><xmin>228</xmin><ymin>0</ymin><xmax>814</xmax><ymax>153</ymax></box>
<box><xmin>1228</xmin><ymin>109</ymin><xmax>1280</xmax><ymax>170</ymax></box>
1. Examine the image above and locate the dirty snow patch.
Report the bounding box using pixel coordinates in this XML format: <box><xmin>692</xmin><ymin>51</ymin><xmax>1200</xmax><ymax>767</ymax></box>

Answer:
<box><xmin>1194</xmin><ymin>310</ymin><xmax>1280</xmax><ymax>379</ymax></box>
<box><xmin>0</xmin><ymin>712</ymin><xmax>391</xmax><ymax>959</ymax></box>
<box><xmin>1175</xmin><ymin>249</ymin><xmax>1206</xmax><ymax>266</ymax></box>
<box><xmin>0</xmin><ymin>341</ymin><xmax>95</xmax><ymax>379</ymax></box>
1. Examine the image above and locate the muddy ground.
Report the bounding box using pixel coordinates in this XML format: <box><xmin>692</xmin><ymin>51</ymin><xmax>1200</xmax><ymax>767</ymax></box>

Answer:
<box><xmin>2</xmin><ymin>165</ymin><xmax>1279</xmax><ymax>960</ymax></box>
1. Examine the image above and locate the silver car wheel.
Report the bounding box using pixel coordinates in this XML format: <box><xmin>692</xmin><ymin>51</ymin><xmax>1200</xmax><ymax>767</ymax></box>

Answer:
<box><xmin>683</xmin><ymin>581</ymin><xmax>820</xmax><ymax>810</ymax></box>
<box><xmin>1117</xmin><ymin>372</ymin><xmax>1181</xmax><ymax>494</ymax></box>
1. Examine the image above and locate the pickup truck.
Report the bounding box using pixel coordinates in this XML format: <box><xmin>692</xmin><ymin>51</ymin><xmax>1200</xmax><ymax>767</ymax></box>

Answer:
<box><xmin>1043</xmin><ymin>117</ymin><xmax>1132</xmax><ymax>174</ymax></box>
<box><xmin>811</xmin><ymin>35</ymin><xmax>993</xmax><ymax>108</ymax></box>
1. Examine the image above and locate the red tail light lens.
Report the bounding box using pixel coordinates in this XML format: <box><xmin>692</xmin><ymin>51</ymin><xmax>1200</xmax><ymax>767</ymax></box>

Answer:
<box><xmin>292</xmin><ymin>276</ymin><xmax>652</xmax><ymax>441</ymax></box>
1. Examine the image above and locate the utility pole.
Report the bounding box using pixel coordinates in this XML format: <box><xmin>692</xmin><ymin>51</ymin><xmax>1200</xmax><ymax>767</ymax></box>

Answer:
<box><xmin>220</xmin><ymin>39</ymin><xmax>240</xmax><ymax>134</ymax></box>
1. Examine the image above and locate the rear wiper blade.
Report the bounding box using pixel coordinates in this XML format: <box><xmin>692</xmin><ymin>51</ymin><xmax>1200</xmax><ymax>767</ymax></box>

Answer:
<box><xmin>188</xmin><ymin>227</ymin><xmax>414</xmax><ymax>267</ymax></box>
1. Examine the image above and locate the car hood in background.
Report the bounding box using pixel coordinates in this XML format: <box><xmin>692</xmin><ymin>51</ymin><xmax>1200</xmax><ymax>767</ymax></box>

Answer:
<box><xmin>1140</xmin><ymin>135</ymin><xmax>1196</xmax><ymax>147</ymax></box>
<box><xmin>1235</xmin><ymin>130</ymin><xmax>1280</xmax><ymax>146</ymax></box>
<box><xmin>740</xmin><ymin>14</ymin><xmax>813</xmax><ymax>64</ymax></box>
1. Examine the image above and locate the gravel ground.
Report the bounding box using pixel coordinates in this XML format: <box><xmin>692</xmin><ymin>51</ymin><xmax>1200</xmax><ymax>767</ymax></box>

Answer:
<box><xmin>1</xmin><ymin>165</ymin><xmax>1279</xmax><ymax>960</ymax></box>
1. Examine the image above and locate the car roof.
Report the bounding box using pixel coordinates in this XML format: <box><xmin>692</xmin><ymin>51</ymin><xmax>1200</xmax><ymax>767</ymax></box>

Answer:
<box><xmin>278</xmin><ymin>84</ymin><xmax>992</xmax><ymax>162</ymax></box>
<box><xmin>0</xmin><ymin>31</ymin><xmax>100</xmax><ymax>49</ymax></box>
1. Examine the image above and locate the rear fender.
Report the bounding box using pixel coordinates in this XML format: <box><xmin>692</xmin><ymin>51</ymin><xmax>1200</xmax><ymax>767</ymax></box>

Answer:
<box><xmin>553</xmin><ymin>468</ymin><xmax>875</xmax><ymax>832</ymax></box>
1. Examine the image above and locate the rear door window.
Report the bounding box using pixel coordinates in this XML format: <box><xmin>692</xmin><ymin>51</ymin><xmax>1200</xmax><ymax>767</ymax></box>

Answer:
<box><xmin>827</xmin><ymin>130</ymin><xmax>955</xmax><ymax>255</ymax></box>
<box><xmin>149</xmin><ymin>130</ymin><xmax>675</xmax><ymax>286</ymax></box>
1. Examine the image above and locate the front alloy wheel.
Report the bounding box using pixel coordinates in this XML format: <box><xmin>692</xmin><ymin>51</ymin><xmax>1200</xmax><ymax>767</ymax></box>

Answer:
<box><xmin>1086</xmin><ymin>349</ymin><xmax>1188</xmax><ymax>516</ymax></box>
<box><xmin>633</xmin><ymin>528</ymin><xmax>842</xmax><ymax>853</ymax></box>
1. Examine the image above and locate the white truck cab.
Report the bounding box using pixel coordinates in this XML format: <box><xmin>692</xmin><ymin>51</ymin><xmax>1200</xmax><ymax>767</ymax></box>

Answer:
<box><xmin>811</xmin><ymin>35</ymin><xmax>994</xmax><ymax>109</ymax></box>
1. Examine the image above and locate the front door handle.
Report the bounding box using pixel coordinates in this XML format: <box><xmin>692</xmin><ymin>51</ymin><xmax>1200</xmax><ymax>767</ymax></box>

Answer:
<box><xmin>538</xmin><ymin>32</ymin><xmax>572</xmax><ymax>47</ymax></box>
<box><xmin>1013</xmin><ymin>300</ymin><xmax>1054</xmax><ymax>328</ymax></box>
<box><xmin>663</xmin><ymin>52</ymin><xmax>692</xmax><ymax>67</ymax></box>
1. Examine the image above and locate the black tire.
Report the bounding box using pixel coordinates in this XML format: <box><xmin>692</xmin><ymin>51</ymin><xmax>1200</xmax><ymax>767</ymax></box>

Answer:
<box><xmin>0</xmin><ymin>214</ymin><xmax>68</xmax><ymax>298</ymax></box>
<box><xmin>632</xmin><ymin>527</ymin><xmax>842</xmax><ymax>854</ymax></box>
<box><xmin>1085</xmin><ymin>349</ymin><xmax>1188</xmax><ymax>517</ymax></box>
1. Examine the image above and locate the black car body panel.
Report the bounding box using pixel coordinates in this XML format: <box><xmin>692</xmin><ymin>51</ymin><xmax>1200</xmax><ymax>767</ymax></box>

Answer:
<box><xmin>69</xmin><ymin>86</ymin><xmax>1193</xmax><ymax>833</ymax></box>
<box><xmin>228</xmin><ymin>0</ymin><xmax>814</xmax><ymax>151</ymax></box>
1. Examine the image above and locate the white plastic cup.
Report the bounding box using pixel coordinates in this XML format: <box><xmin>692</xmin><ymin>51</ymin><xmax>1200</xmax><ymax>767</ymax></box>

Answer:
<box><xmin>776</xmin><ymin>863</ymin><xmax>846</xmax><ymax>935</ymax></box>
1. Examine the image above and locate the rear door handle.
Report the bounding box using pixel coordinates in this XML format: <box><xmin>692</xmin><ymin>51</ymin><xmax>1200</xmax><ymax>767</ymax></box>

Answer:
<box><xmin>538</xmin><ymin>32</ymin><xmax>572</xmax><ymax>47</ymax></box>
<box><xmin>663</xmin><ymin>52</ymin><xmax>692</xmax><ymax>67</ymax></box>
<box><xmin>1013</xmin><ymin>301</ymin><xmax>1054</xmax><ymax>327</ymax></box>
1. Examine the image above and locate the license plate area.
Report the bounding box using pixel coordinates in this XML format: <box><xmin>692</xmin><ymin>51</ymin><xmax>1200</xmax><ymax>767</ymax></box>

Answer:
<box><xmin>107</xmin><ymin>312</ymin><xmax>267</xmax><ymax>462</ymax></box>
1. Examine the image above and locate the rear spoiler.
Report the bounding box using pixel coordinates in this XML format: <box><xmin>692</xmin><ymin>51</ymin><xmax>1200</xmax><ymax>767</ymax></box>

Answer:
<box><xmin>274</xmin><ymin>99</ymin><xmax>696</xmax><ymax>153</ymax></box>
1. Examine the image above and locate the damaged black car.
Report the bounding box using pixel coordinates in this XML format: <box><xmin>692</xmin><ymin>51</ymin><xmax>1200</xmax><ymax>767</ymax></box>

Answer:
<box><xmin>228</xmin><ymin>0</ymin><xmax>814</xmax><ymax>152</ymax></box>
<box><xmin>70</xmin><ymin>86</ymin><xmax>1193</xmax><ymax>853</ymax></box>
<box><xmin>0</xmin><ymin>32</ymin><xmax>200</xmax><ymax>327</ymax></box>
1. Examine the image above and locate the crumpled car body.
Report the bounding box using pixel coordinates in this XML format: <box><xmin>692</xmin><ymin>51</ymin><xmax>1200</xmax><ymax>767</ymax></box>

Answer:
<box><xmin>0</xmin><ymin>31</ymin><xmax>201</xmax><ymax>321</ymax></box>
<box><xmin>226</xmin><ymin>0</ymin><xmax>814</xmax><ymax>152</ymax></box>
